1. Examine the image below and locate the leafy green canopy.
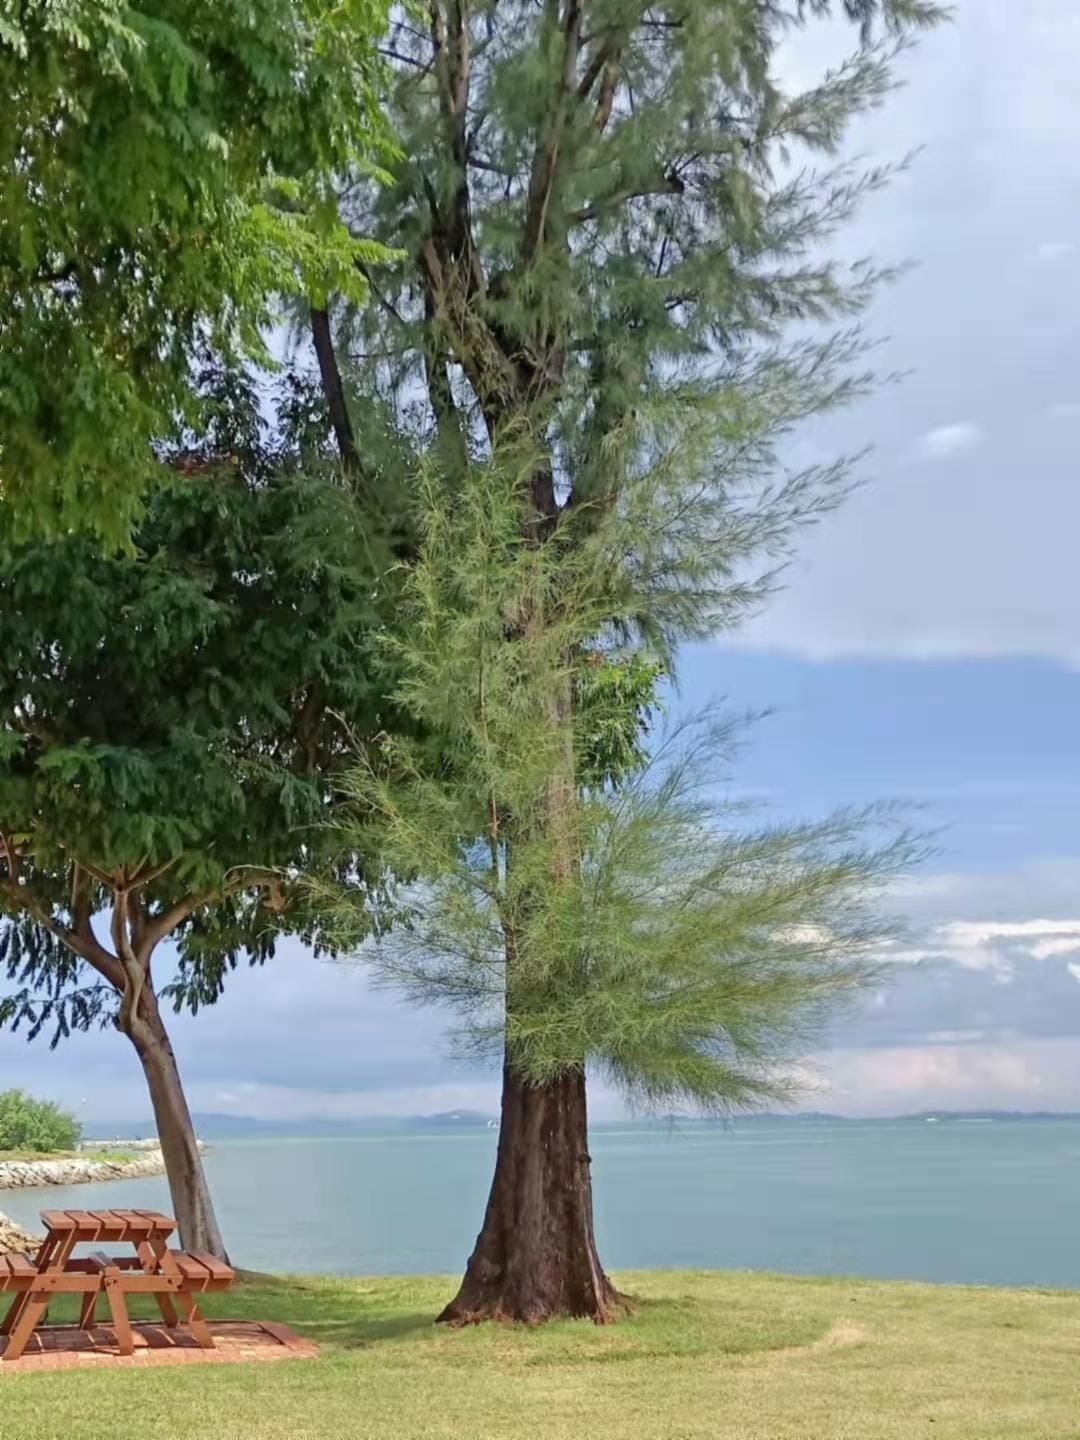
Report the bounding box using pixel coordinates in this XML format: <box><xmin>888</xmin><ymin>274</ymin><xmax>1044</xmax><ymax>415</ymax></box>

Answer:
<box><xmin>0</xmin><ymin>1088</ymin><xmax>80</xmax><ymax>1152</ymax></box>
<box><xmin>0</xmin><ymin>0</ymin><xmax>390</xmax><ymax>543</ymax></box>
<box><xmin>0</xmin><ymin>378</ymin><xmax>403</xmax><ymax>1036</ymax></box>
<box><xmin>325</xmin><ymin>458</ymin><xmax>923</xmax><ymax>1111</ymax></box>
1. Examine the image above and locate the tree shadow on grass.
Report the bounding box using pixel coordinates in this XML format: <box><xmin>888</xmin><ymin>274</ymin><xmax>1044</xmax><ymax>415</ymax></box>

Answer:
<box><xmin>299</xmin><ymin>1311</ymin><xmax>440</xmax><ymax>1349</ymax></box>
<box><xmin>211</xmin><ymin>1274</ymin><xmax>441</xmax><ymax>1350</ymax></box>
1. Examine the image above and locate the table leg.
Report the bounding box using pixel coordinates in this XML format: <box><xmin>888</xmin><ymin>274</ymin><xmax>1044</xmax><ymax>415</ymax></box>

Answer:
<box><xmin>142</xmin><ymin>1233</ymin><xmax>214</xmax><ymax>1349</ymax></box>
<box><xmin>78</xmin><ymin>1289</ymin><xmax>99</xmax><ymax>1330</ymax></box>
<box><xmin>2</xmin><ymin>1229</ymin><xmax>78</xmax><ymax>1362</ymax></box>
<box><xmin>104</xmin><ymin>1272</ymin><xmax>134</xmax><ymax>1357</ymax></box>
<box><xmin>3</xmin><ymin>1293</ymin><xmax>50</xmax><ymax>1363</ymax></box>
<box><xmin>172</xmin><ymin>1291</ymin><xmax>214</xmax><ymax>1350</ymax></box>
<box><xmin>1</xmin><ymin>1292</ymin><xmax>26</xmax><ymax>1339</ymax></box>
<box><xmin>1</xmin><ymin>1234</ymin><xmax>58</xmax><ymax>1339</ymax></box>
<box><xmin>136</xmin><ymin>1239</ymin><xmax>177</xmax><ymax>1327</ymax></box>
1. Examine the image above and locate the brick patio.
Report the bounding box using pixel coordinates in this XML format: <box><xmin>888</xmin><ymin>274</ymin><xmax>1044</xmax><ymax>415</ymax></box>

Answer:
<box><xmin>0</xmin><ymin>1320</ymin><xmax>318</xmax><ymax>1373</ymax></box>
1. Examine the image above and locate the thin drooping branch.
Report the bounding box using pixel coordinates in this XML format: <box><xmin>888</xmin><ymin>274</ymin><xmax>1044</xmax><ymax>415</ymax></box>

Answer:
<box><xmin>0</xmin><ymin>874</ymin><xmax>124</xmax><ymax>990</ymax></box>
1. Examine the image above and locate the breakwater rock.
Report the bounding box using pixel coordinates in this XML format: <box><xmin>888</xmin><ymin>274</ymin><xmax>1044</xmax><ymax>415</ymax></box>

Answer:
<box><xmin>0</xmin><ymin>1151</ymin><xmax>167</xmax><ymax>1189</ymax></box>
<box><xmin>0</xmin><ymin>1212</ymin><xmax>41</xmax><ymax>1255</ymax></box>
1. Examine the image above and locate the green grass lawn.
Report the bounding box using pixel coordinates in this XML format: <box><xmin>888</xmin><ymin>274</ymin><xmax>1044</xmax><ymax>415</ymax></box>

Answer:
<box><xmin>1</xmin><ymin>1269</ymin><xmax>1078</xmax><ymax>1439</ymax></box>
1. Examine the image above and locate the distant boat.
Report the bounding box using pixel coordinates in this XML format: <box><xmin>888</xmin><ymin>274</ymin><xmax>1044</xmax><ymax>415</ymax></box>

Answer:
<box><xmin>925</xmin><ymin>1116</ymin><xmax>939</xmax><ymax>1123</ymax></box>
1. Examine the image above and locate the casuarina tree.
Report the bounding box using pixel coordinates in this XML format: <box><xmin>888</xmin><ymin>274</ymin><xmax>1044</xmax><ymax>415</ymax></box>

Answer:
<box><xmin>0</xmin><ymin>378</ymin><xmax>404</xmax><ymax>1257</ymax></box>
<box><xmin>0</xmin><ymin>0</ymin><xmax>389</xmax><ymax>544</ymax></box>
<box><xmin>326</xmin><ymin>457</ymin><xmax>922</xmax><ymax>1323</ymax></box>
<box><xmin>309</xmin><ymin>0</ymin><xmax>944</xmax><ymax>1322</ymax></box>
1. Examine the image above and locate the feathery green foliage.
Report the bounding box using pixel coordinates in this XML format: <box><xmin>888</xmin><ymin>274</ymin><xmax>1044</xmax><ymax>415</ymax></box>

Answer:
<box><xmin>0</xmin><ymin>0</ymin><xmax>391</xmax><ymax>544</ymax></box>
<box><xmin>326</xmin><ymin>457</ymin><xmax>922</xmax><ymax>1110</ymax></box>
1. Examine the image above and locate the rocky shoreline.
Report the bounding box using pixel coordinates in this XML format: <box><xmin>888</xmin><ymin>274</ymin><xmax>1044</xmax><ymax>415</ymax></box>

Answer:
<box><xmin>0</xmin><ymin>1212</ymin><xmax>40</xmax><ymax>1254</ymax></box>
<box><xmin>0</xmin><ymin>1150</ymin><xmax>168</xmax><ymax>1190</ymax></box>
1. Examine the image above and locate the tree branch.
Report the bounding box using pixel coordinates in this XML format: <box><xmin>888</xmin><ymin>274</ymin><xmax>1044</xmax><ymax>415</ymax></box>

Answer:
<box><xmin>311</xmin><ymin>307</ymin><xmax>361</xmax><ymax>473</ymax></box>
<box><xmin>522</xmin><ymin>0</ymin><xmax>583</xmax><ymax>263</ymax></box>
<box><xmin>0</xmin><ymin>875</ymin><xmax>125</xmax><ymax>990</ymax></box>
<box><xmin>568</xmin><ymin>172</ymin><xmax>685</xmax><ymax>224</ymax></box>
<box><xmin>140</xmin><ymin>887</ymin><xmax>221</xmax><ymax>956</ymax></box>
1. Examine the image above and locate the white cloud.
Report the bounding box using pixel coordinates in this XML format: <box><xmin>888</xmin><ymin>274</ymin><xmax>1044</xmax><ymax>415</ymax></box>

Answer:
<box><xmin>1035</xmin><ymin>240</ymin><xmax>1076</xmax><ymax>263</ymax></box>
<box><xmin>1030</xmin><ymin>936</ymin><xmax>1080</xmax><ymax>961</ymax></box>
<box><xmin>889</xmin><ymin>917</ymin><xmax>1080</xmax><ymax>982</ymax></box>
<box><xmin>195</xmin><ymin>1079</ymin><xmax>504</xmax><ymax>1122</ymax></box>
<box><xmin>893</xmin><ymin>861</ymin><xmax>1080</xmax><ymax>924</ymax></box>
<box><xmin>814</xmin><ymin>1038</ymin><xmax>1060</xmax><ymax>1115</ymax></box>
<box><xmin>917</xmin><ymin>422</ymin><xmax>984</xmax><ymax>459</ymax></box>
<box><xmin>1068</xmin><ymin>963</ymin><xmax>1080</xmax><ymax>985</ymax></box>
<box><xmin>922</xmin><ymin>1029</ymin><xmax>987</xmax><ymax>1044</ymax></box>
<box><xmin>718</xmin><ymin>5</ymin><xmax>1080</xmax><ymax>664</ymax></box>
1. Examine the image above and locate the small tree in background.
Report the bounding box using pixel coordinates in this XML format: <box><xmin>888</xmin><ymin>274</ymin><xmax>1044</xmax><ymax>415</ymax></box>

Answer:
<box><xmin>0</xmin><ymin>0</ymin><xmax>390</xmax><ymax>544</ymax></box>
<box><xmin>0</xmin><ymin>380</ymin><xmax>405</xmax><ymax>1257</ymax></box>
<box><xmin>0</xmin><ymin>1089</ymin><xmax>80</xmax><ymax>1154</ymax></box>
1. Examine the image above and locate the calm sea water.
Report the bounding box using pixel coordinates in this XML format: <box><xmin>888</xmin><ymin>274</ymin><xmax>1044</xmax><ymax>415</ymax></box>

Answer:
<box><xmin>4</xmin><ymin>1119</ymin><xmax>1079</xmax><ymax>1288</ymax></box>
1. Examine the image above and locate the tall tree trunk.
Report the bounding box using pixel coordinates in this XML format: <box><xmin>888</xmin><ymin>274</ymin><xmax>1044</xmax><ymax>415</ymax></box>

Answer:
<box><xmin>311</xmin><ymin>306</ymin><xmax>360</xmax><ymax>473</ymax></box>
<box><xmin>119</xmin><ymin>988</ymin><xmax>227</xmax><ymax>1261</ymax></box>
<box><xmin>439</xmin><ymin>468</ymin><xmax>625</xmax><ymax>1324</ymax></box>
<box><xmin>439</xmin><ymin>1062</ymin><xmax>625</xmax><ymax>1324</ymax></box>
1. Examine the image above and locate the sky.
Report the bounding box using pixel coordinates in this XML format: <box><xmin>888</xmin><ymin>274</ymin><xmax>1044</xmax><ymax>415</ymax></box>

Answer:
<box><xmin>4</xmin><ymin>1</ymin><xmax>1080</xmax><ymax>1126</ymax></box>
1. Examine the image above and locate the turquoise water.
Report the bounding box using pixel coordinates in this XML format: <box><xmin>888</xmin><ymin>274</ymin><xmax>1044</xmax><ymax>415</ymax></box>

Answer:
<box><xmin>4</xmin><ymin>1119</ymin><xmax>1079</xmax><ymax>1287</ymax></box>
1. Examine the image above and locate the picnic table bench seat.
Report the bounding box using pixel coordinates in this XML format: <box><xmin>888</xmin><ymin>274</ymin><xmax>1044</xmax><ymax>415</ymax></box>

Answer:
<box><xmin>0</xmin><ymin>1253</ymin><xmax>35</xmax><ymax>1291</ymax></box>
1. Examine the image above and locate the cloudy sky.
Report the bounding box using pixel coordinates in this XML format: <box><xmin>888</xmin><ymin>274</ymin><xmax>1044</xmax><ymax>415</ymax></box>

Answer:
<box><xmin>5</xmin><ymin>1</ymin><xmax>1080</xmax><ymax>1126</ymax></box>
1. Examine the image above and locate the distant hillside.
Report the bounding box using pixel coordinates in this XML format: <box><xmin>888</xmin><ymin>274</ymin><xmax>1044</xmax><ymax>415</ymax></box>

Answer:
<box><xmin>87</xmin><ymin>1111</ymin><xmax>497</xmax><ymax>1141</ymax></box>
<box><xmin>84</xmin><ymin>1107</ymin><xmax>1080</xmax><ymax>1141</ymax></box>
<box><xmin>897</xmin><ymin>1110</ymin><xmax>1080</xmax><ymax>1123</ymax></box>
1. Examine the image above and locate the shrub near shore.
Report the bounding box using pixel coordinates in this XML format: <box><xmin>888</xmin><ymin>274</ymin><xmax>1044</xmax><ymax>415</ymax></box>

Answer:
<box><xmin>0</xmin><ymin>1090</ymin><xmax>80</xmax><ymax>1155</ymax></box>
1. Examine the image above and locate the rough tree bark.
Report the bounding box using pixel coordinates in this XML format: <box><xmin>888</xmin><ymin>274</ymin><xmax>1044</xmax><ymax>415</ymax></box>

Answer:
<box><xmin>119</xmin><ymin>985</ymin><xmax>227</xmax><ymax>1261</ymax></box>
<box><xmin>439</xmin><ymin>461</ymin><xmax>626</xmax><ymax>1324</ymax></box>
<box><xmin>439</xmin><ymin>1062</ymin><xmax>625</xmax><ymax>1324</ymax></box>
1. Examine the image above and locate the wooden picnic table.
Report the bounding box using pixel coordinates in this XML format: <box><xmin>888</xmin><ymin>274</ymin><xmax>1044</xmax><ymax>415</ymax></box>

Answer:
<box><xmin>0</xmin><ymin>1209</ymin><xmax>233</xmax><ymax>1361</ymax></box>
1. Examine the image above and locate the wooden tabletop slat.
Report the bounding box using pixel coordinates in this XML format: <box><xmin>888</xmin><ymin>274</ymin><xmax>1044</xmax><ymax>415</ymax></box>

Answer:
<box><xmin>97</xmin><ymin>1212</ymin><xmax>133</xmax><ymax>1239</ymax></box>
<box><xmin>111</xmin><ymin>1209</ymin><xmax>155</xmax><ymax>1235</ymax></box>
<box><xmin>64</xmin><ymin>1210</ymin><xmax>106</xmax><ymax>1237</ymax></box>
<box><xmin>6</xmin><ymin>1254</ymin><xmax>36</xmax><ymax>1278</ymax></box>
<box><xmin>40</xmin><ymin>1210</ymin><xmax>77</xmax><ymax>1231</ymax></box>
<box><xmin>134</xmin><ymin>1209</ymin><xmax>177</xmax><ymax>1234</ymax></box>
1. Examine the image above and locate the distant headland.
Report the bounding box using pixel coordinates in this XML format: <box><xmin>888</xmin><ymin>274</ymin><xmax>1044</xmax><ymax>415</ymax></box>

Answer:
<box><xmin>77</xmin><ymin>1108</ymin><xmax>1080</xmax><ymax>1141</ymax></box>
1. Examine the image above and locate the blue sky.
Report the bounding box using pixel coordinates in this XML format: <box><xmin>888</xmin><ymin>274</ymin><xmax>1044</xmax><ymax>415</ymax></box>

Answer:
<box><xmin>4</xmin><ymin>1</ymin><xmax>1080</xmax><ymax>1125</ymax></box>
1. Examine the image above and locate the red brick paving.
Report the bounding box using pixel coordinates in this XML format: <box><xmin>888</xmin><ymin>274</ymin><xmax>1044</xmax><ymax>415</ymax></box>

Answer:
<box><xmin>0</xmin><ymin>1320</ymin><xmax>318</xmax><ymax>1373</ymax></box>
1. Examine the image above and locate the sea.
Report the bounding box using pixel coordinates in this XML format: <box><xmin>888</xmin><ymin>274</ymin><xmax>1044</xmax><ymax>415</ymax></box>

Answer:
<box><xmin>4</xmin><ymin>1118</ymin><xmax>1078</xmax><ymax>1288</ymax></box>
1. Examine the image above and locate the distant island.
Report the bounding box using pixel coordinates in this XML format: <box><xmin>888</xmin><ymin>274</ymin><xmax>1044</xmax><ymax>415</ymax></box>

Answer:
<box><xmin>81</xmin><ymin>1108</ymin><xmax>1080</xmax><ymax>1142</ymax></box>
<box><xmin>86</xmin><ymin>1110</ymin><xmax>500</xmax><ymax>1141</ymax></box>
